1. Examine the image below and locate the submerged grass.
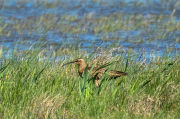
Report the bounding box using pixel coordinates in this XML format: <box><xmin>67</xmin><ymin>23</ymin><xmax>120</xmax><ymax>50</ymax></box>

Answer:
<box><xmin>0</xmin><ymin>46</ymin><xmax>179</xmax><ymax>118</ymax></box>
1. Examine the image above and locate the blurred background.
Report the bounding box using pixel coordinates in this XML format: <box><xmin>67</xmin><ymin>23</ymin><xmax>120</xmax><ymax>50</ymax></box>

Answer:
<box><xmin>0</xmin><ymin>0</ymin><xmax>180</xmax><ymax>59</ymax></box>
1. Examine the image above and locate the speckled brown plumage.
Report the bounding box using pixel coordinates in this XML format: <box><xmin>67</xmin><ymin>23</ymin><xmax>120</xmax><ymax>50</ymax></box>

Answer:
<box><xmin>62</xmin><ymin>58</ymin><xmax>128</xmax><ymax>86</ymax></box>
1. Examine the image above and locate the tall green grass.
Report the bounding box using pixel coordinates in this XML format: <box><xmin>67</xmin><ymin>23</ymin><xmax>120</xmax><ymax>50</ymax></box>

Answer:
<box><xmin>0</xmin><ymin>46</ymin><xmax>179</xmax><ymax>118</ymax></box>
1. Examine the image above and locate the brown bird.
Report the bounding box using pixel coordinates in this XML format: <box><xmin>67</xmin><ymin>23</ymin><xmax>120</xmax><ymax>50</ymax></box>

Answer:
<box><xmin>62</xmin><ymin>58</ymin><xmax>128</xmax><ymax>86</ymax></box>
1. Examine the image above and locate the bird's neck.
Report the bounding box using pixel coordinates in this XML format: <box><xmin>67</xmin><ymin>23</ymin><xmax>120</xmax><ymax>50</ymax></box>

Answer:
<box><xmin>78</xmin><ymin>62</ymin><xmax>86</xmax><ymax>77</ymax></box>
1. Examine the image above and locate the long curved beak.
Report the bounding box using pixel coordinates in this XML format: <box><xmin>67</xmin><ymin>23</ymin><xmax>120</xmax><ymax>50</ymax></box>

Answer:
<box><xmin>62</xmin><ymin>61</ymin><xmax>75</xmax><ymax>67</ymax></box>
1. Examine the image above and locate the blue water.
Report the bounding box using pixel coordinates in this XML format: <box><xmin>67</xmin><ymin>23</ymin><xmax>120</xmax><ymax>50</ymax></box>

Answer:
<box><xmin>0</xmin><ymin>0</ymin><xmax>180</xmax><ymax>59</ymax></box>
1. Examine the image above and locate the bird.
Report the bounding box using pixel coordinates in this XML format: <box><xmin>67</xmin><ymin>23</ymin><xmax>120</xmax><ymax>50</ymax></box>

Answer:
<box><xmin>62</xmin><ymin>58</ymin><xmax>128</xmax><ymax>86</ymax></box>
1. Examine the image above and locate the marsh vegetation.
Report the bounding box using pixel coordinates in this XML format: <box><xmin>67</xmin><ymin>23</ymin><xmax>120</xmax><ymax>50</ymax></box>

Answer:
<box><xmin>0</xmin><ymin>0</ymin><xmax>180</xmax><ymax>118</ymax></box>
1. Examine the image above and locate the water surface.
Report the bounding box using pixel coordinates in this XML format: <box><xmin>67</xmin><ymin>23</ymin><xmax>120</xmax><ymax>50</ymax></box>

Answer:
<box><xmin>0</xmin><ymin>0</ymin><xmax>180</xmax><ymax>59</ymax></box>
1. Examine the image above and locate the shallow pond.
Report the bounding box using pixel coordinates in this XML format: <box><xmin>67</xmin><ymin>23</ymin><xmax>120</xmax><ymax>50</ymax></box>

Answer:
<box><xmin>0</xmin><ymin>0</ymin><xmax>180</xmax><ymax>59</ymax></box>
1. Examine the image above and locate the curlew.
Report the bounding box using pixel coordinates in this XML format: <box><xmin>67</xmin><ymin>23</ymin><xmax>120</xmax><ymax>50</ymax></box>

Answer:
<box><xmin>62</xmin><ymin>58</ymin><xmax>128</xmax><ymax>86</ymax></box>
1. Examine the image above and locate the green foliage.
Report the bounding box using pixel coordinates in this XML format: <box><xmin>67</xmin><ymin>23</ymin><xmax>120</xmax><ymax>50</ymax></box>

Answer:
<box><xmin>0</xmin><ymin>48</ymin><xmax>179</xmax><ymax>118</ymax></box>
